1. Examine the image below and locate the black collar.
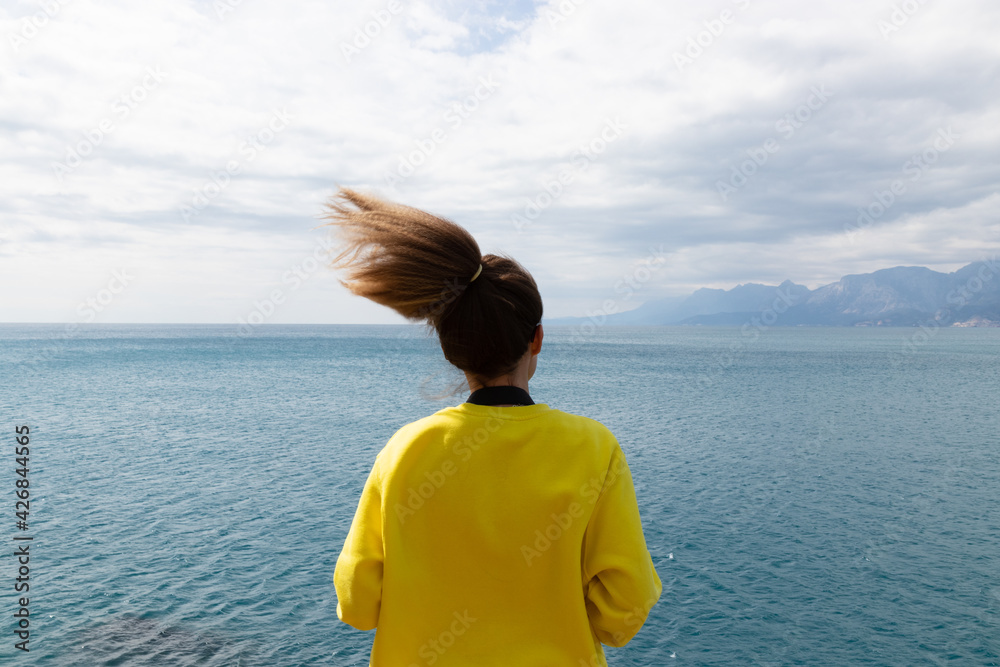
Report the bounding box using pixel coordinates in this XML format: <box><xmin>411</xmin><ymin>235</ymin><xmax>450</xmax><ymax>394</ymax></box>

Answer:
<box><xmin>466</xmin><ymin>385</ymin><xmax>534</xmax><ymax>406</ymax></box>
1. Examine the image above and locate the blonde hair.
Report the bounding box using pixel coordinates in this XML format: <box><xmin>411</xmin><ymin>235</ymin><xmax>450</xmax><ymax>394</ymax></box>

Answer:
<box><xmin>322</xmin><ymin>188</ymin><xmax>543</xmax><ymax>381</ymax></box>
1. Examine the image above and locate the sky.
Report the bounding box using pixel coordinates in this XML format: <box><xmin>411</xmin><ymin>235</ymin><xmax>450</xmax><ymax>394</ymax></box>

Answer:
<box><xmin>2</xmin><ymin>0</ymin><xmax>999</xmax><ymax>324</ymax></box>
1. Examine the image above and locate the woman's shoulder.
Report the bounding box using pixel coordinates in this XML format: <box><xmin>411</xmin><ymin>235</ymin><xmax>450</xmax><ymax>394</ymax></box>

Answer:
<box><xmin>375</xmin><ymin>405</ymin><xmax>477</xmax><ymax>452</ymax></box>
<box><xmin>543</xmin><ymin>406</ymin><xmax>618</xmax><ymax>438</ymax></box>
<box><xmin>381</xmin><ymin>409</ymin><xmax>454</xmax><ymax>443</ymax></box>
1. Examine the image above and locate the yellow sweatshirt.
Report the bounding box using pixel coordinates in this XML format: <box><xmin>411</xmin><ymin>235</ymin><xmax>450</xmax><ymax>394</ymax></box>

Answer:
<box><xmin>334</xmin><ymin>401</ymin><xmax>662</xmax><ymax>666</ymax></box>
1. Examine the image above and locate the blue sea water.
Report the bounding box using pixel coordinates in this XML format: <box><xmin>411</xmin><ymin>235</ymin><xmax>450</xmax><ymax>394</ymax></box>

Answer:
<box><xmin>2</xmin><ymin>323</ymin><xmax>999</xmax><ymax>666</ymax></box>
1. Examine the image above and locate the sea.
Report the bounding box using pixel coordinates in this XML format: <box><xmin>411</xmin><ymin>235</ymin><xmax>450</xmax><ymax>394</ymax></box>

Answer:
<box><xmin>2</xmin><ymin>323</ymin><xmax>998</xmax><ymax>666</ymax></box>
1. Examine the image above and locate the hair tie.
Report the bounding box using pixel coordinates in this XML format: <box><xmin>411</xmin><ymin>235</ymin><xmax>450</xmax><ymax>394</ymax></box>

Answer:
<box><xmin>469</xmin><ymin>264</ymin><xmax>483</xmax><ymax>282</ymax></box>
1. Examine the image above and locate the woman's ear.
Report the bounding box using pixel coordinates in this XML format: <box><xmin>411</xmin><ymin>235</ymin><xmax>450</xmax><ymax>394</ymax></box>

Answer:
<box><xmin>530</xmin><ymin>324</ymin><xmax>543</xmax><ymax>355</ymax></box>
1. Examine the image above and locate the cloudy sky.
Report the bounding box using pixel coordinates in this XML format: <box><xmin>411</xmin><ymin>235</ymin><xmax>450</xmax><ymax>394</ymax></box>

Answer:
<box><xmin>2</xmin><ymin>0</ymin><xmax>999</xmax><ymax>324</ymax></box>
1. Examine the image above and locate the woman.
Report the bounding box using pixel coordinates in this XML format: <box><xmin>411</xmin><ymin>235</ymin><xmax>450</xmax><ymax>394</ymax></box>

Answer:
<box><xmin>326</xmin><ymin>188</ymin><xmax>661</xmax><ymax>666</ymax></box>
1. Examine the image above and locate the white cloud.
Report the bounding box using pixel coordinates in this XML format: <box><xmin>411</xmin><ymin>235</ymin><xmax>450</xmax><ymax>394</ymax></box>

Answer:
<box><xmin>1</xmin><ymin>0</ymin><xmax>998</xmax><ymax>322</ymax></box>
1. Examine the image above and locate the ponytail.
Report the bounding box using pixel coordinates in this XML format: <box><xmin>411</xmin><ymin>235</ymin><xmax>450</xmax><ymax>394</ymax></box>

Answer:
<box><xmin>322</xmin><ymin>188</ymin><xmax>543</xmax><ymax>381</ymax></box>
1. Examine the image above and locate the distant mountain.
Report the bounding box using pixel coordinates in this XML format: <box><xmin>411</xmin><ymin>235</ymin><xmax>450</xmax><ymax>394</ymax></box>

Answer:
<box><xmin>545</xmin><ymin>260</ymin><xmax>1000</xmax><ymax>327</ymax></box>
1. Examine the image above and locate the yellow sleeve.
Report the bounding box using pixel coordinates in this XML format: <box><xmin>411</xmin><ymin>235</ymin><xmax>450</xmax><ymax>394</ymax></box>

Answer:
<box><xmin>333</xmin><ymin>460</ymin><xmax>384</xmax><ymax>631</ymax></box>
<box><xmin>582</xmin><ymin>445</ymin><xmax>663</xmax><ymax>647</ymax></box>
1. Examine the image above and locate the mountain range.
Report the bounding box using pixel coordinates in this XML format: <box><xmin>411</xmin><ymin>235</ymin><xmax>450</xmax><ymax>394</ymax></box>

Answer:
<box><xmin>547</xmin><ymin>260</ymin><xmax>1000</xmax><ymax>327</ymax></box>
